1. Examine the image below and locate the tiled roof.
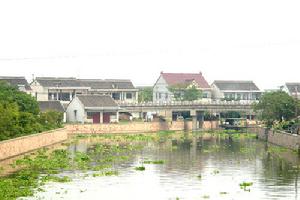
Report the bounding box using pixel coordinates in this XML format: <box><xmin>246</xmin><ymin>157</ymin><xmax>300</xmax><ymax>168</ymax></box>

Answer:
<box><xmin>79</xmin><ymin>79</ymin><xmax>136</xmax><ymax>90</ymax></box>
<box><xmin>161</xmin><ymin>72</ymin><xmax>210</xmax><ymax>88</ymax></box>
<box><xmin>38</xmin><ymin>101</ymin><xmax>65</xmax><ymax>112</ymax></box>
<box><xmin>286</xmin><ymin>83</ymin><xmax>300</xmax><ymax>93</ymax></box>
<box><xmin>213</xmin><ymin>80</ymin><xmax>260</xmax><ymax>91</ymax></box>
<box><xmin>36</xmin><ymin>77</ymin><xmax>136</xmax><ymax>89</ymax></box>
<box><xmin>0</xmin><ymin>76</ymin><xmax>31</xmax><ymax>90</ymax></box>
<box><xmin>36</xmin><ymin>77</ymin><xmax>83</xmax><ymax>87</ymax></box>
<box><xmin>77</xmin><ymin>95</ymin><xmax>118</xmax><ymax>108</ymax></box>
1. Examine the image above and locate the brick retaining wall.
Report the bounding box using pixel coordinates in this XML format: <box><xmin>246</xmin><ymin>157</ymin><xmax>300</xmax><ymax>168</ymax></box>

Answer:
<box><xmin>0</xmin><ymin>128</ymin><xmax>68</xmax><ymax>161</ymax></box>
<box><xmin>65</xmin><ymin>121</ymin><xmax>219</xmax><ymax>135</ymax></box>
<box><xmin>256</xmin><ymin>127</ymin><xmax>300</xmax><ymax>150</ymax></box>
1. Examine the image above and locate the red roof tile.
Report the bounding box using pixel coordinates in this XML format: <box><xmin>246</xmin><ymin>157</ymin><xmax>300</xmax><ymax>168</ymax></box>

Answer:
<box><xmin>161</xmin><ymin>72</ymin><xmax>210</xmax><ymax>88</ymax></box>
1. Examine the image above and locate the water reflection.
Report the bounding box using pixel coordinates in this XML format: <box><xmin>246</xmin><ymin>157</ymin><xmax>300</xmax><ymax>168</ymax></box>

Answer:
<box><xmin>26</xmin><ymin>134</ymin><xmax>300</xmax><ymax>200</ymax></box>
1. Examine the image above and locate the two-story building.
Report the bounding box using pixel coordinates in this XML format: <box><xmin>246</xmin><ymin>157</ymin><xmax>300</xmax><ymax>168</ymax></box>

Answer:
<box><xmin>211</xmin><ymin>80</ymin><xmax>262</xmax><ymax>101</ymax></box>
<box><xmin>30</xmin><ymin>77</ymin><xmax>138</xmax><ymax>103</ymax></box>
<box><xmin>0</xmin><ymin>76</ymin><xmax>31</xmax><ymax>93</ymax></box>
<box><xmin>79</xmin><ymin>79</ymin><xmax>138</xmax><ymax>103</ymax></box>
<box><xmin>284</xmin><ymin>82</ymin><xmax>300</xmax><ymax>99</ymax></box>
<box><xmin>153</xmin><ymin>72</ymin><xmax>212</xmax><ymax>102</ymax></box>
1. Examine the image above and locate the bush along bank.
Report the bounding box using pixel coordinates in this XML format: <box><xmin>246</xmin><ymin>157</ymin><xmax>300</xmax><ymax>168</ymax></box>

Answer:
<box><xmin>0</xmin><ymin>82</ymin><xmax>63</xmax><ymax>141</ymax></box>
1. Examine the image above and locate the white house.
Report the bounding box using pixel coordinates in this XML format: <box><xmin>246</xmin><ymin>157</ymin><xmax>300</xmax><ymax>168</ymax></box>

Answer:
<box><xmin>283</xmin><ymin>83</ymin><xmax>300</xmax><ymax>99</ymax></box>
<box><xmin>211</xmin><ymin>80</ymin><xmax>262</xmax><ymax>101</ymax></box>
<box><xmin>30</xmin><ymin>77</ymin><xmax>138</xmax><ymax>103</ymax></box>
<box><xmin>153</xmin><ymin>72</ymin><xmax>212</xmax><ymax>102</ymax></box>
<box><xmin>66</xmin><ymin>95</ymin><xmax>120</xmax><ymax>124</ymax></box>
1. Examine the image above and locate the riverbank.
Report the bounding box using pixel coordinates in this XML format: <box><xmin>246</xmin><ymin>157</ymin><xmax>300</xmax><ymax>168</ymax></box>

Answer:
<box><xmin>0</xmin><ymin>128</ymin><xmax>68</xmax><ymax>161</ymax></box>
<box><xmin>255</xmin><ymin>127</ymin><xmax>300</xmax><ymax>151</ymax></box>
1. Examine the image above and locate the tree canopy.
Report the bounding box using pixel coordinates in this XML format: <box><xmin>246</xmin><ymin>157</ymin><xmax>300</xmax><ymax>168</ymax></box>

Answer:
<box><xmin>253</xmin><ymin>91</ymin><xmax>299</xmax><ymax>127</ymax></box>
<box><xmin>138</xmin><ymin>87</ymin><xmax>153</xmax><ymax>102</ymax></box>
<box><xmin>168</xmin><ymin>84</ymin><xmax>202</xmax><ymax>101</ymax></box>
<box><xmin>0</xmin><ymin>82</ymin><xmax>63</xmax><ymax>141</ymax></box>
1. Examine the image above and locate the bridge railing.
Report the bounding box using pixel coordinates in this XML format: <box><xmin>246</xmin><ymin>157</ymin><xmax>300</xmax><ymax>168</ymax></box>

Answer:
<box><xmin>118</xmin><ymin>100</ymin><xmax>258</xmax><ymax>107</ymax></box>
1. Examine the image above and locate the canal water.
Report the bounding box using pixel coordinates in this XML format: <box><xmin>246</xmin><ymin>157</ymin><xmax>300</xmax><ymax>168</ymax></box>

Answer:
<box><xmin>21</xmin><ymin>133</ymin><xmax>300</xmax><ymax>200</ymax></box>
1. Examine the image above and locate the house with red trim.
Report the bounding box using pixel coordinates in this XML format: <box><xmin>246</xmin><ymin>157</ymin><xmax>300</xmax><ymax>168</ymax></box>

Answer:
<box><xmin>66</xmin><ymin>95</ymin><xmax>120</xmax><ymax>124</ymax></box>
<box><xmin>153</xmin><ymin>72</ymin><xmax>212</xmax><ymax>102</ymax></box>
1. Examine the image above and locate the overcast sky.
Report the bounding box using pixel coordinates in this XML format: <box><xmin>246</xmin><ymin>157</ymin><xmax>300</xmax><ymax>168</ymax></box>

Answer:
<box><xmin>0</xmin><ymin>0</ymin><xmax>299</xmax><ymax>89</ymax></box>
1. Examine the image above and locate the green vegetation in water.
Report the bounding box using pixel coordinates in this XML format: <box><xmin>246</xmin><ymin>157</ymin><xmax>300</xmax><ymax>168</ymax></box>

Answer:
<box><xmin>239</xmin><ymin>182</ymin><xmax>253</xmax><ymax>191</ymax></box>
<box><xmin>0</xmin><ymin>133</ymin><xmax>151</xmax><ymax>200</ymax></box>
<box><xmin>135</xmin><ymin>166</ymin><xmax>146</xmax><ymax>171</ymax></box>
<box><xmin>93</xmin><ymin>170</ymin><xmax>119</xmax><ymax>177</ymax></box>
<box><xmin>143</xmin><ymin>160</ymin><xmax>165</xmax><ymax>164</ymax></box>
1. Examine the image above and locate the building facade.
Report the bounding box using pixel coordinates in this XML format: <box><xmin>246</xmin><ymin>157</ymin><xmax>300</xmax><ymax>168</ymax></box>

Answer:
<box><xmin>211</xmin><ymin>80</ymin><xmax>262</xmax><ymax>101</ymax></box>
<box><xmin>153</xmin><ymin>72</ymin><xmax>212</xmax><ymax>102</ymax></box>
<box><xmin>30</xmin><ymin>77</ymin><xmax>138</xmax><ymax>103</ymax></box>
<box><xmin>66</xmin><ymin>95</ymin><xmax>119</xmax><ymax>124</ymax></box>
<box><xmin>284</xmin><ymin>83</ymin><xmax>300</xmax><ymax>99</ymax></box>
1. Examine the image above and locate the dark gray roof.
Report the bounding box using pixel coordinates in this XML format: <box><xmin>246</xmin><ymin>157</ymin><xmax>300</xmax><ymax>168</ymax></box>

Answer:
<box><xmin>0</xmin><ymin>76</ymin><xmax>31</xmax><ymax>90</ymax></box>
<box><xmin>286</xmin><ymin>83</ymin><xmax>300</xmax><ymax>93</ymax></box>
<box><xmin>79</xmin><ymin>79</ymin><xmax>136</xmax><ymax>90</ymax></box>
<box><xmin>35</xmin><ymin>77</ymin><xmax>136</xmax><ymax>90</ymax></box>
<box><xmin>36</xmin><ymin>77</ymin><xmax>84</xmax><ymax>88</ymax></box>
<box><xmin>213</xmin><ymin>80</ymin><xmax>260</xmax><ymax>91</ymax></box>
<box><xmin>77</xmin><ymin>95</ymin><xmax>118</xmax><ymax>108</ymax></box>
<box><xmin>38</xmin><ymin>101</ymin><xmax>65</xmax><ymax>112</ymax></box>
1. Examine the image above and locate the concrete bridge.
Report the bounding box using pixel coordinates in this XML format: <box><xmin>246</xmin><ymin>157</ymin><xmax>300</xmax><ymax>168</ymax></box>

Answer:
<box><xmin>118</xmin><ymin>101</ymin><xmax>256</xmax><ymax>129</ymax></box>
<box><xmin>119</xmin><ymin>101</ymin><xmax>255</xmax><ymax>114</ymax></box>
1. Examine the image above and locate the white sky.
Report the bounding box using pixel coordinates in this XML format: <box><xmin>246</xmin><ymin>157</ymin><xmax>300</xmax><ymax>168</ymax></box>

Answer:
<box><xmin>0</xmin><ymin>0</ymin><xmax>300</xmax><ymax>89</ymax></box>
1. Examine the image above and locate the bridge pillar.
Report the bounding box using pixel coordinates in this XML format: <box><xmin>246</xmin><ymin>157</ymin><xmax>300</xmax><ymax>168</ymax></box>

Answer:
<box><xmin>191</xmin><ymin>110</ymin><xmax>199</xmax><ymax>131</ymax></box>
<box><xmin>192</xmin><ymin>115</ymin><xmax>197</xmax><ymax>131</ymax></box>
<box><xmin>198</xmin><ymin>111</ymin><xmax>204</xmax><ymax>129</ymax></box>
<box><xmin>159</xmin><ymin>109</ymin><xmax>172</xmax><ymax>122</ymax></box>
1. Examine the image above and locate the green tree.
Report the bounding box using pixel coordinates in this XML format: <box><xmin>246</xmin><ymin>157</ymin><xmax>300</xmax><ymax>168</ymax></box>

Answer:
<box><xmin>0</xmin><ymin>102</ymin><xmax>20</xmax><ymax>140</ymax></box>
<box><xmin>168</xmin><ymin>84</ymin><xmax>202</xmax><ymax>101</ymax></box>
<box><xmin>0</xmin><ymin>81</ymin><xmax>63</xmax><ymax>141</ymax></box>
<box><xmin>0</xmin><ymin>81</ymin><xmax>39</xmax><ymax>115</ymax></box>
<box><xmin>39</xmin><ymin>111</ymin><xmax>64</xmax><ymax>130</ymax></box>
<box><xmin>183</xmin><ymin>85</ymin><xmax>202</xmax><ymax>101</ymax></box>
<box><xmin>253</xmin><ymin>91</ymin><xmax>298</xmax><ymax>127</ymax></box>
<box><xmin>138</xmin><ymin>87</ymin><xmax>153</xmax><ymax>102</ymax></box>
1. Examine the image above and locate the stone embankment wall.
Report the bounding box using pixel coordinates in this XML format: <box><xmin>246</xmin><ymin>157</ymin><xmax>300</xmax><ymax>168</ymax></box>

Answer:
<box><xmin>256</xmin><ymin>127</ymin><xmax>300</xmax><ymax>150</ymax></box>
<box><xmin>0</xmin><ymin>128</ymin><xmax>68</xmax><ymax>161</ymax></box>
<box><xmin>0</xmin><ymin>121</ymin><xmax>219</xmax><ymax>161</ymax></box>
<box><xmin>66</xmin><ymin>121</ymin><xmax>219</xmax><ymax>135</ymax></box>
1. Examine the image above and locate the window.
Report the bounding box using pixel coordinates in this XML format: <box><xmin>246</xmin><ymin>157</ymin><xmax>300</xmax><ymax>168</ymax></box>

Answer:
<box><xmin>165</xmin><ymin>93</ymin><xmax>168</xmax><ymax>100</ymax></box>
<box><xmin>126</xmin><ymin>93</ymin><xmax>132</xmax><ymax>99</ymax></box>
<box><xmin>48</xmin><ymin>93</ymin><xmax>57</xmax><ymax>100</ymax></box>
<box><xmin>112</xmin><ymin>93</ymin><xmax>121</xmax><ymax>100</ymax></box>
<box><xmin>202</xmin><ymin>93</ymin><xmax>208</xmax><ymax>98</ymax></box>
<box><xmin>159</xmin><ymin>93</ymin><xmax>162</xmax><ymax>99</ymax></box>
<box><xmin>59</xmin><ymin>93</ymin><xmax>71</xmax><ymax>101</ymax></box>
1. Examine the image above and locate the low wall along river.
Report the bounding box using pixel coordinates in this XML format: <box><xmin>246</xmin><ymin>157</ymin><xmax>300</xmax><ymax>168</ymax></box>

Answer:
<box><xmin>0</xmin><ymin>121</ymin><xmax>219</xmax><ymax>161</ymax></box>
<box><xmin>3</xmin><ymin>121</ymin><xmax>300</xmax><ymax>161</ymax></box>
